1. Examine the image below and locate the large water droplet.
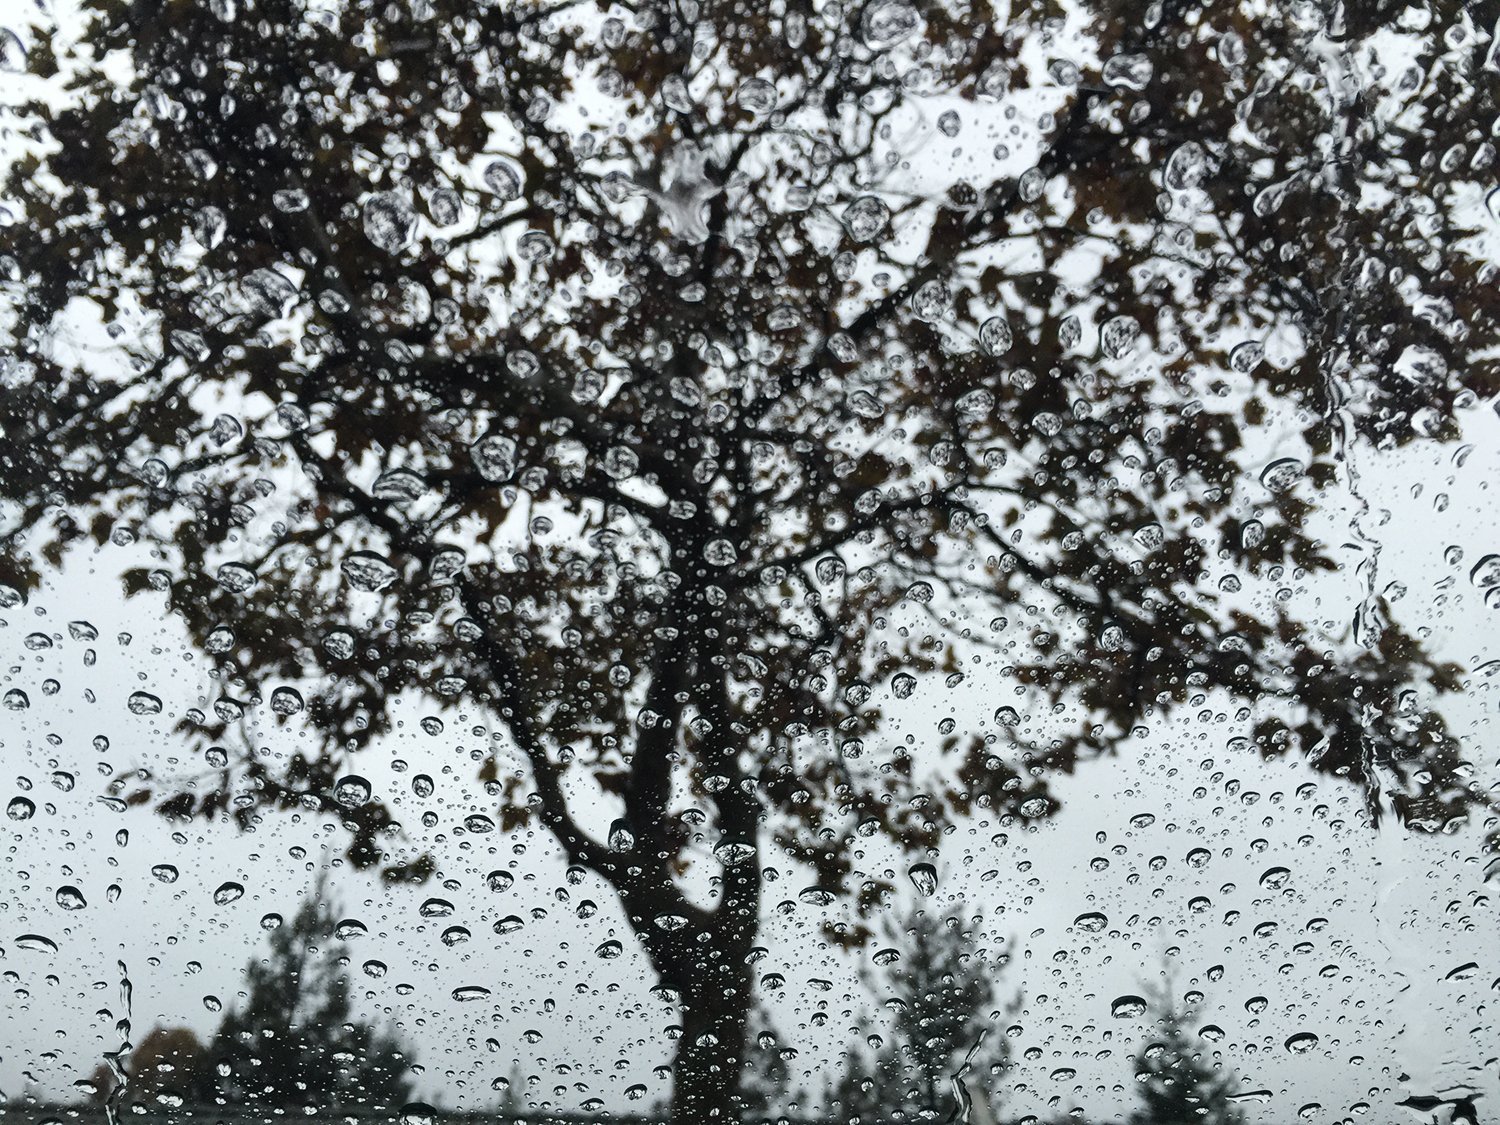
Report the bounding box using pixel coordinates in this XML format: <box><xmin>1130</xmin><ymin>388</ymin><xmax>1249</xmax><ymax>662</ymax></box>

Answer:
<box><xmin>364</xmin><ymin>191</ymin><xmax>416</xmax><ymax>254</ymax></box>
<box><xmin>333</xmin><ymin>775</ymin><xmax>373</xmax><ymax>808</ymax></box>
<box><xmin>56</xmin><ymin>886</ymin><xmax>87</xmax><ymax>911</ymax></box>
<box><xmin>127</xmin><ymin>692</ymin><xmax>163</xmax><ymax>715</ymax></box>
<box><xmin>908</xmin><ymin>863</ymin><xmax>937</xmax><ymax>896</ymax></box>
<box><xmin>860</xmin><ymin>0</ymin><xmax>919</xmax><ymax>46</ymax></box>
<box><xmin>1284</xmin><ymin>1032</ymin><xmax>1320</xmax><ymax>1053</ymax></box>
<box><xmin>341</xmin><ymin>552</ymin><xmax>398</xmax><ymax>592</ymax></box>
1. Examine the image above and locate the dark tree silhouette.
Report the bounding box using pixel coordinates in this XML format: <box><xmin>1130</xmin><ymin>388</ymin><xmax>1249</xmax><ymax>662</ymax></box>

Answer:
<box><xmin>194</xmin><ymin>895</ymin><xmax>413</xmax><ymax>1111</ymax></box>
<box><xmin>877</xmin><ymin>908</ymin><xmax>1004</xmax><ymax>1117</ymax></box>
<box><xmin>1127</xmin><ymin>1008</ymin><xmax>1245</xmax><ymax>1125</ymax></box>
<box><xmin>82</xmin><ymin>897</ymin><xmax>411</xmax><ymax>1112</ymax></box>
<box><xmin>739</xmin><ymin>1002</ymin><xmax>797</xmax><ymax>1123</ymax></box>
<box><xmin>2</xmin><ymin>0</ymin><xmax>1496</xmax><ymax>1116</ymax></box>
<box><xmin>827</xmin><ymin>907</ymin><xmax>1009</xmax><ymax>1122</ymax></box>
<box><xmin>87</xmin><ymin>1026</ymin><xmax>208</xmax><ymax>1108</ymax></box>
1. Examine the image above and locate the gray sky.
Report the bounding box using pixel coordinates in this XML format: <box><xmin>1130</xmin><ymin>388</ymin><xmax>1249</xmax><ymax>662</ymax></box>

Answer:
<box><xmin>4</xmin><ymin>407</ymin><xmax>1499</xmax><ymax>1120</ymax></box>
<box><xmin>2</xmin><ymin>0</ymin><xmax>1499</xmax><ymax>1117</ymax></box>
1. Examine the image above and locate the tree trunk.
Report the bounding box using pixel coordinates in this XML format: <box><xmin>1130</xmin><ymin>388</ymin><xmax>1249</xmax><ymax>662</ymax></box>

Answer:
<box><xmin>669</xmin><ymin>953</ymin><xmax>756</xmax><ymax>1124</ymax></box>
<box><xmin>663</xmin><ymin>755</ymin><xmax>762</xmax><ymax>1124</ymax></box>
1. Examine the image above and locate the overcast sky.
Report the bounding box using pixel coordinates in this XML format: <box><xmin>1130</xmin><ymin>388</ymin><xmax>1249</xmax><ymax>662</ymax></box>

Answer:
<box><xmin>2</xmin><ymin>0</ymin><xmax>1499</xmax><ymax>1117</ymax></box>
<box><xmin>4</xmin><ymin>403</ymin><xmax>1499</xmax><ymax>1120</ymax></box>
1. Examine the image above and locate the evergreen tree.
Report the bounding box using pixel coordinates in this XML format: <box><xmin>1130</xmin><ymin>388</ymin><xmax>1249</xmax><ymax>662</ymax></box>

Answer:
<box><xmin>831</xmin><ymin>907</ymin><xmax>1010</xmax><ymax>1122</ymax></box>
<box><xmin>882</xmin><ymin>910</ymin><xmax>1001</xmax><ymax>1117</ymax></box>
<box><xmin>194</xmin><ymin>894</ymin><xmax>414</xmax><ymax>1111</ymax></box>
<box><xmin>1127</xmin><ymin>1010</ymin><xmax>1244</xmax><ymax>1125</ymax></box>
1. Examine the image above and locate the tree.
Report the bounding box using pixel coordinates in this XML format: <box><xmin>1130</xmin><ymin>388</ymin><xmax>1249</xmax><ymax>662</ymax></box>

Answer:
<box><xmin>87</xmin><ymin>1025</ymin><xmax>208</xmax><ymax>1108</ymax></box>
<box><xmin>878</xmin><ymin>909</ymin><xmax>1004</xmax><ymax>1118</ymax></box>
<box><xmin>739</xmin><ymin>1002</ymin><xmax>797</xmax><ymax>1123</ymax></box>
<box><xmin>2</xmin><ymin>0</ymin><xmax>1495</xmax><ymax>1117</ymax></box>
<box><xmin>194</xmin><ymin>894</ymin><xmax>413</xmax><ymax>1111</ymax></box>
<box><xmin>1127</xmin><ymin>1008</ymin><xmax>1244</xmax><ymax>1125</ymax></box>
<box><xmin>83</xmin><ymin>896</ymin><xmax>412</xmax><ymax>1111</ymax></box>
<box><xmin>832</xmin><ymin>907</ymin><xmax>1009</xmax><ymax>1122</ymax></box>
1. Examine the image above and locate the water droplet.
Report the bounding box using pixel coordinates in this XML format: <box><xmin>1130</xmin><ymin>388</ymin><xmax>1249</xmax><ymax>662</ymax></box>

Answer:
<box><xmin>1100</xmin><ymin>315</ymin><xmax>1141</xmax><ymax>359</ymax></box>
<box><xmin>486</xmin><ymin>869</ymin><xmax>514</xmax><ymax>892</ymax></box>
<box><xmin>596</xmin><ymin>939</ymin><xmax>623</xmax><ymax>959</ymax></box>
<box><xmin>735</xmin><ymin>78</ymin><xmax>777</xmax><ymax>115</ymax></box>
<box><xmin>333</xmin><ymin>775</ymin><xmax>372</xmax><ymax>808</ymax></box>
<box><xmin>203</xmin><ymin>995</ymin><xmax>222</xmax><ymax>1012</ymax></box>
<box><xmin>151</xmin><ymin>864</ymin><xmax>179</xmax><ymax>884</ymax></box>
<box><xmin>714</xmin><ymin>841</ymin><xmax>756</xmax><ymax>866</ymax></box>
<box><xmin>908</xmin><ymin>862</ymin><xmax>938</xmax><ymax>896</ymax></box>
<box><xmin>1101</xmin><ymin>52</ymin><xmax>1153</xmax><ymax>91</ymax></box>
<box><xmin>16</xmin><ymin>934</ymin><xmax>58</xmax><ymax>953</ymax></box>
<box><xmin>334</xmin><ymin>918</ymin><xmax>367</xmax><ymax>939</ymax></box>
<box><xmin>482</xmin><ymin>158</ymin><xmax>523</xmax><ymax>201</ymax></box>
<box><xmin>1284</xmin><ymin>1032</ymin><xmax>1319</xmax><ymax>1053</ymax></box>
<box><xmin>1111</xmin><ymin>994</ymin><xmax>1148</xmax><ymax>1018</ymax></box>
<box><xmin>126</xmin><ymin>692</ymin><xmax>162</xmax><ymax>715</ymax></box>
<box><xmin>1074</xmin><ymin>912</ymin><xmax>1108</xmax><ymax>933</ymax></box>
<box><xmin>419</xmin><ymin>898</ymin><xmax>454</xmax><ymax>918</ymax></box>
<box><xmin>843</xmin><ymin>196</ymin><xmax>890</xmax><ymax>242</ymax></box>
<box><xmin>213</xmin><ymin>881</ymin><xmax>245</xmax><ymax>905</ymax></box>
<box><xmin>1229</xmin><ymin>341</ymin><xmax>1264</xmax><ymax>373</ymax></box>
<box><xmin>55</xmin><ymin>886</ymin><xmax>87</xmax><ymax>911</ymax></box>
<box><xmin>608</xmin><ymin>819</ymin><xmax>636</xmax><ymax>851</ymax></box>
<box><xmin>7</xmin><ymin>796</ymin><xmax>35</xmax><ymax>821</ymax></box>
<box><xmin>372</xmin><ymin>468</ymin><xmax>429</xmax><ymax>504</ymax></box>
<box><xmin>471</xmin><ymin>434</ymin><xmax>518</xmax><ymax>481</ymax></box>
<box><xmin>798</xmin><ymin>886</ymin><xmax>836</xmax><ymax>907</ymax></box>
<box><xmin>860</xmin><ymin>0</ymin><xmax>919</xmax><ymax>46</ymax></box>
<box><xmin>0</xmin><ymin>28</ymin><xmax>28</xmax><ymax>73</ymax></box>
<box><xmin>364</xmin><ymin>191</ymin><xmax>416</xmax><ymax>254</ymax></box>
<box><xmin>341</xmin><ymin>552</ymin><xmax>398</xmax><ymax>592</ymax></box>
<box><xmin>1469</xmin><ymin>554</ymin><xmax>1500</xmax><ymax>590</ymax></box>
<box><xmin>269</xmin><ymin>687</ymin><xmax>304</xmax><ymax>716</ymax></box>
<box><xmin>979</xmin><ymin>316</ymin><xmax>1013</xmax><ymax>356</ymax></box>
<box><xmin>452</xmin><ymin>986</ymin><xmax>491</xmax><ymax>1002</ymax></box>
<box><xmin>1165</xmin><ymin>141</ymin><xmax>1211</xmax><ymax>190</ymax></box>
<box><xmin>1260</xmin><ymin>458</ymin><xmax>1304</xmax><ymax>492</ymax></box>
<box><xmin>1259</xmin><ymin>866</ymin><xmax>1291</xmax><ymax>889</ymax></box>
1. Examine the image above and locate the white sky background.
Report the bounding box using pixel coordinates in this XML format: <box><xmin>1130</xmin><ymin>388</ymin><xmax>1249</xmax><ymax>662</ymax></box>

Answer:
<box><xmin>2</xmin><ymin>0</ymin><xmax>1500</xmax><ymax>1118</ymax></box>
<box><xmin>3</xmin><ymin>412</ymin><xmax>1498</xmax><ymax>1121</ymax></box>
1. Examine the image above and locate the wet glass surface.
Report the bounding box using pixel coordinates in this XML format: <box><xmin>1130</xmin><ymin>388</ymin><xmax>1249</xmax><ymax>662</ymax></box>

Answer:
<box><xmin>2</xmin><ymin>0</ymin><xmax>1498</xmax><ymax>1122</ymax></box>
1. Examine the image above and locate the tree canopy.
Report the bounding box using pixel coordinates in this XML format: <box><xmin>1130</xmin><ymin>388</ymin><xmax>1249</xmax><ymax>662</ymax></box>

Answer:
<box><xmin>1127</xmin><ymin>1005</ymin><xmax>1246</xmax><ymax>1125</ymax></box>
<box><xmin>3</xmin><ymin>0</ymin><xmax>1498</xmax><ymax>1116</ymax></box>
<box><xmin>85</xmin><ymin>895</ymin><xmax>412</xmax><ymax>1112</ymax></box>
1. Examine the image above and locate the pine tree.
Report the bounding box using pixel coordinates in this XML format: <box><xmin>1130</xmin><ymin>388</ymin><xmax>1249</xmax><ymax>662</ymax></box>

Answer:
<box><xmin>195</xmin><ymin>894</ymin><xmax>413</xmax><ymax>1110</ymax></box>
<box><xmin>884</xmin><ymin>910</ymin><xmax>1001</xmax><ymax>1117</ymax></box>
<box><xmin>1127</xmin><ymin>1011</ymin><xmax>1244</xmax><ymax>1125</ymax></box>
